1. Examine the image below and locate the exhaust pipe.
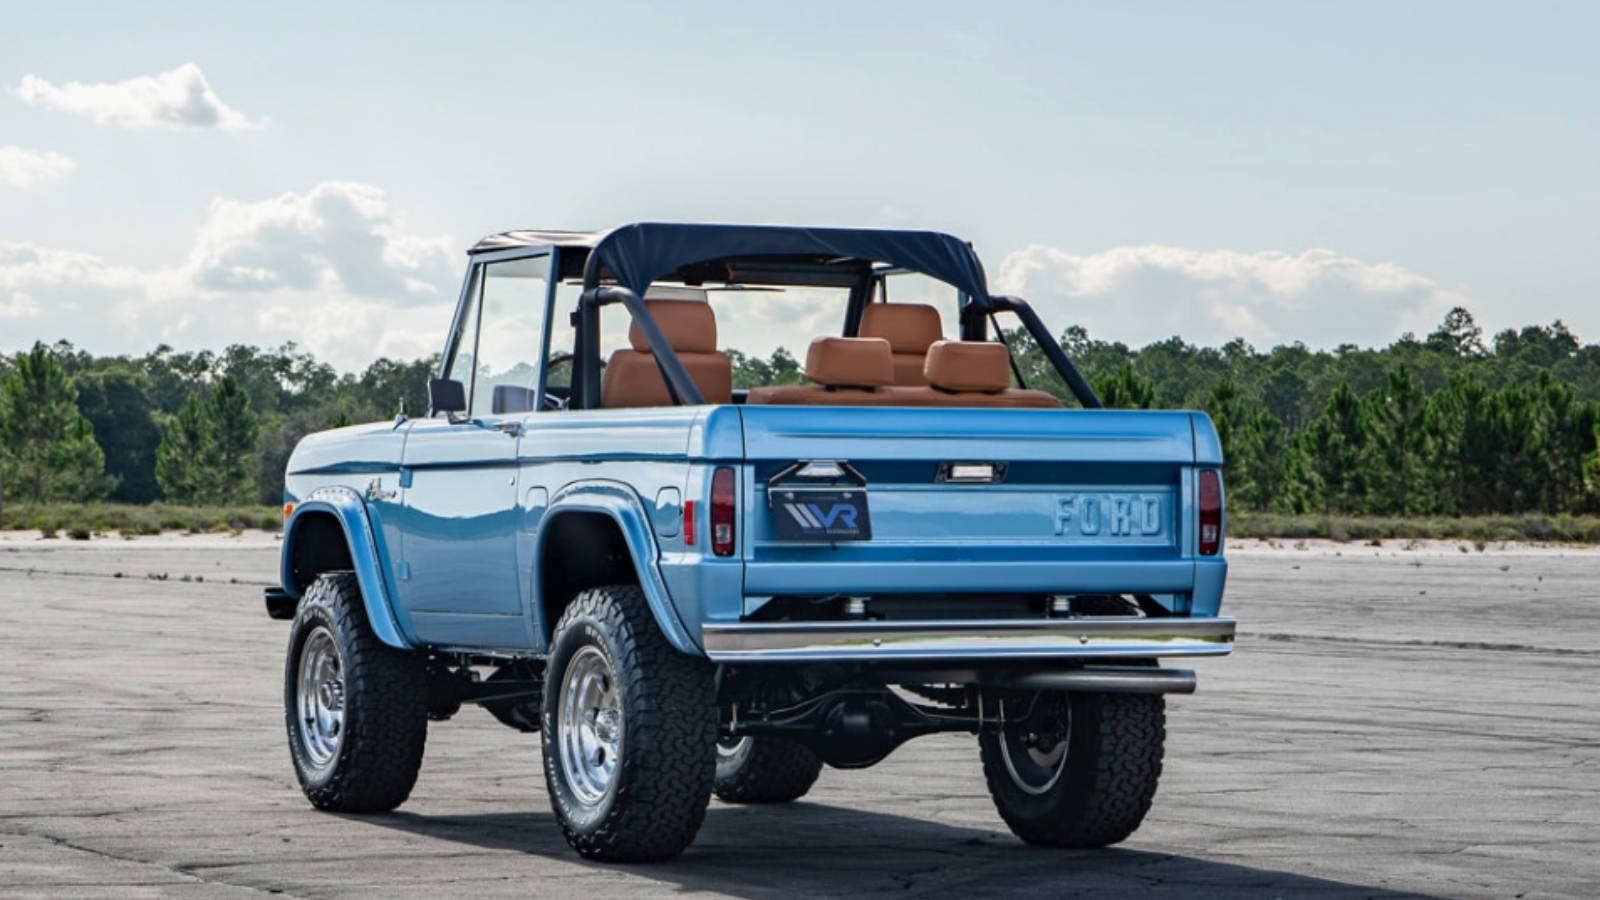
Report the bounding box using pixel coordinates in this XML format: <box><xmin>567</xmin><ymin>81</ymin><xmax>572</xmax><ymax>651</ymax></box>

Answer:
<box><xmin>991</xmin><ymin>667</ymin><xmax>1197</xmax><ymax>695</ymax></box>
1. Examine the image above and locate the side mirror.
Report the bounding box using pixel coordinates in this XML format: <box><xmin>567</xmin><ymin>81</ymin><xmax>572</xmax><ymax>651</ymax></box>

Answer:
<box><xmin>428</xmin><ymin>378</ymin><xmax>466</xmax><ymax>416</ymax></box>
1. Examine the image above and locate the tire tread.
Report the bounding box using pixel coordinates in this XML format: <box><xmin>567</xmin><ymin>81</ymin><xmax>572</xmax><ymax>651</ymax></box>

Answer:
<box><xmin>979</xmin><ymin>692</ymin><xmax>1164</xmax><ymax>848</ymax></box>
<box><xmin>543</xmin><ymin>584</ymin><xmax>716</xmax><ymax>862</ymax></box>
<box><xmin>714</xmin><ymin>737</ymin><xmax>823</xmax><ymax>804</ymax></box>
<box><xmin>285</xmin><ymin>572</ymin><xmax>428</xmax><ymax>813</ymax></box>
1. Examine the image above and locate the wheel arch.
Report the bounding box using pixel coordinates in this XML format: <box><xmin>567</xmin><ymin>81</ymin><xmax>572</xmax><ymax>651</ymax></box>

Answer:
<box><xmin>533</xmin><ymin>482</ymin><xmax>699</xmax><ymax>655</ymax></box>
<box><xmin>282</xmin><ymin>487</ymin><xmax>411</xmax><ymax>649</ymax></box>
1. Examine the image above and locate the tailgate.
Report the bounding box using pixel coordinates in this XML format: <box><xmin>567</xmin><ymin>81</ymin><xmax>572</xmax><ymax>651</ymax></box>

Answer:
<box><xmin>738</xmin><ymin>406</ymin><xmax>1207</xmax><ymax>599</ymax></box>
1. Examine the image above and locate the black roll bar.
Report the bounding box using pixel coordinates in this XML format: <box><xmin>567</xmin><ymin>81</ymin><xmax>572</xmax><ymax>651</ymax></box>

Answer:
<box><xmin>989</xmin><ymin>295</ymin><xmax>1103</xmax><ymax>409</ymax></box>
<box><xmin>578</xmin><ymin>285</ymin><xmax>706</xmax><ymax>408</ymax></box>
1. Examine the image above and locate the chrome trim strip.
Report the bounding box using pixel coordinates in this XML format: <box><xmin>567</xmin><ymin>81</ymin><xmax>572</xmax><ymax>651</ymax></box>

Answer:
<box><xmin>701</xmin><ymin>616</ymin><xmax>1235</xmax><ymax>663</ymax></box>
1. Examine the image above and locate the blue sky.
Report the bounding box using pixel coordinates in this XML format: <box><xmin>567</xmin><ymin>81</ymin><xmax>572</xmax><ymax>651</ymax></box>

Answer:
<box><xmin>3</xmin><ymin>1</ymin><xmax>1597</xmax><ymax>370</ymax></box>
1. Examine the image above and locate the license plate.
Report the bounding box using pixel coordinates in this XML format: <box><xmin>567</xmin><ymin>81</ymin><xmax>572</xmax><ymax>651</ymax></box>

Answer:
<box><xmin>769</xmin><ymin>488</ymin><xmax>872</xmax><ymax>541</ymax></box>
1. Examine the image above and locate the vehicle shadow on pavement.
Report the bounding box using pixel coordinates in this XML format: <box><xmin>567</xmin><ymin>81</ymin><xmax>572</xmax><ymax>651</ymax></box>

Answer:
<box><xmin>371</xmin><ymin>802</ymin><xmax>1449</xmax><ymax>900</ymax></box>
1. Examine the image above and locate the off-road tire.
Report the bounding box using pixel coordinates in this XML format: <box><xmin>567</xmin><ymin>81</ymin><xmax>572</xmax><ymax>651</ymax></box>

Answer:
<box><xmin>541</xmin><ymin>584</ymin><xmax>716</xmax><ymax>862</ymax></box>
<box><xmin>979</xmin><ymin>691</ymin><xmax>1165</xmax><ymax>848</ymax></box>
<box><xmin>285</xmin><ymin>572</ymin><xmax>428</xmax><ymax>813</ymax></box>
<box><xmin>713</xmin><ymin>736</ymin><xmax>824</xmax><ymax>804</ymax></box>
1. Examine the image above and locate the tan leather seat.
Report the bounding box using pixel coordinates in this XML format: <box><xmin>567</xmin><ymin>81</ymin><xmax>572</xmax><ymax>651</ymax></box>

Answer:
<box><xmin>859</xmin><ymin>303</ymin><xmax>943</xmax><ymax>386</ymax></box>
<box><xmin>894</xmin><ymin>341</ymin><xmax>1060</xmax><ymax>408</ymax></box>
<box><xmin>601</xmin><ymin>300</ymin><xmax>733</xmax><ymax>407</ymax></box>
<box><xmin>746</xmin><ymin>337</ymin><xmax>895</xmax><ymax>406</ymax></box>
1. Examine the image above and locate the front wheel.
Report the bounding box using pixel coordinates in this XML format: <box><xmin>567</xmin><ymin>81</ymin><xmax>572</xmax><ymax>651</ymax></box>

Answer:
<box><xmin>979</xmin><ymin>691</ymin><xmax>1165</xmax><ymax>848</ymax></box>
<box><xmin>284</xmin><ymin>572</ymin><xmax>428</xmax><ymax>812</ymax></box>
<box><xmin>541</xmin><ymin>585</ymin><xmax>717</xmax><ymax>862</ymax></box>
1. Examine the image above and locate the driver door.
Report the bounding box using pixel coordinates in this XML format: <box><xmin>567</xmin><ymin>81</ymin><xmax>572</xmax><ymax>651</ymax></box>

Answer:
<box><xmin>396</xmin><ymin>253</ymin><xmax>552</xmax><ymax>650</ymax></box>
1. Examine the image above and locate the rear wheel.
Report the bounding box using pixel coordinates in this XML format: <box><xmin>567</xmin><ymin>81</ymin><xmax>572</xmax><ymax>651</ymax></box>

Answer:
<box><xmin>284</xmin><ymin>572</ymin><xmax>428</xmax><ymax>813</ymax></box>
<box><xmin>979</xmin><ymin>690</ymin><xmax>1165</xmax><ymax>848</ymax></box>
<box><xmin>714</xmin><ymin>736</ymin><xmax>824</xmax><ymax>804</ymax></box>
<box><xmin>541</xmin><ymin>584</ymin><xmax>717</xmax><ymax>862</ymax></box>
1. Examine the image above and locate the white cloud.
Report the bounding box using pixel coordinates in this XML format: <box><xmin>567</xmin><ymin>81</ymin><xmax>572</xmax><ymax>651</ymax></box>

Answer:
<box><xmin>0</xmin><ymin>146</ymin><xmax>75</xmax><ymax>187</ymax></box>
<box><xmin>1</xmin><ymin>292</ymin><xmax>41</xmax><ymax>320</ymax></box>
<box><xmin>0</xmin><ymin>182</ymin><xmax>457</xmax><ymax>371</ymax></box>
<box><xmin>994</xmin><ymin>245</ymin><xmax>1466</xmax><ymax>349</ymax></box>
<box><xmin>0</xmin><ymin>241</ymin><xmax>148</xmax><ymax>293</ymax></box>
<box><xmin>13</xmin><ymin>64</ymin><xmax>262</xmax><ymax>131</ymax></box>
<box><xmin>182</xmin><ymin>181</ymin><xmax>456</xmax><ymax>300</ymax></box>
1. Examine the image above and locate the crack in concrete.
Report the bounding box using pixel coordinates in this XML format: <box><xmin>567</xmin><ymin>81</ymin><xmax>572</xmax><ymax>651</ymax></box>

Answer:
<box><xmin>0</xmin><ymin>829</ymin><xmax>320</xmax><ymax>900</ymax></box>
<box><xmin>0</xmin><ymin>564</ymin><xmax>273</xmax><ymax>586</ymax></box>
<box><xmin>1244</xmin><ymin>631</ymin><xmax>1594</xmax><ymax>657</ymax></box>
<box><xmin>1196</xmin><ymin>706</ymin><xmax>1595</xmax><ymax>748</ymax></box>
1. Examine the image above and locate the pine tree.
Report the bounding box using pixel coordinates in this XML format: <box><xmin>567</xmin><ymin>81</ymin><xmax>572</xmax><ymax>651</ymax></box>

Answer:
<box><xmin>1422</xmin><ymin>375</ymin><xmax>1480</xmax><ymax>515</ymax></box>
<box><xmin>156</xmin><ymin>392</ymin><xmax>213</xmax><ymax>504</ymax></box>
<box><xmin>207</xmin><ymin>375</ymin><xmax>260</xmax><ymax>505</ymax></box>
<box><xmin>1091</xmin><ymin>363</ymin><xmax>1155</xmax><ymax>410</ymax></box>
<box><xmin>154</xmin><ymin>376</ymin><xmax>261</xmax><ymax>505</ymax></box>
<box><xmin>1366</xmin><ymin>365</ymin><xmax>1429</xmax><ymax>515</ymax></box>
<box><xmin>76</xmin><ymin>367</ymin><xmax>163</xmax><ymax>503</ymax></box>
<box><xmin>1285</xmin><ymin>383</ymin><xmax>1368</xmax><ymax>514</ymax></box>
<box><xmin>0</xmin><ymin>342</ymin><xmax>115</xmax><ymax>504</ymax></box>
<box><xmin>1530</xmin><ymin>374</ymin><xmax>1599</xmax><ymax>514</ymax></box>
<box><xmin>1234</xmin><ymin>409</ymin><xmax>1287</xmax><ymax>512</ymax></box>
<box><xmin>1583</xmin><ymin>422</ymin><xmax>1600</xmax><ymax>504</ymax></box>
<box><xmin>1202</xmin><ymin>380</ymin><xmax>1244</xmax><ymax>496</ymax></box>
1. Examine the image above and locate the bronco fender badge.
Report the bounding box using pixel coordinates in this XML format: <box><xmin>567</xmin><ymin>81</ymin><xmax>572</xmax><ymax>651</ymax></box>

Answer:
<box><xmin>366</xmin><ymin>477</ymin><xmax>397</xmax><ymax>502</ymax></box>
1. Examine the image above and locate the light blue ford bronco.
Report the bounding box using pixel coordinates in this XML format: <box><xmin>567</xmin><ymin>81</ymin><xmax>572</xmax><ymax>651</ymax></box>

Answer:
<box><xmin>267</xmin><ymin>223</ymin><xmax>1234</xmax><ymax>862</ymax></box>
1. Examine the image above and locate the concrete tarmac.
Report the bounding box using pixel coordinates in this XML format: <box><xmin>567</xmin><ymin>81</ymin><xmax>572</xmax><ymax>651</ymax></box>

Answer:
<box><xmin>0</xmin><ymin>534</ymin><xmax>1595</xmax><ymax>899</ymax></box>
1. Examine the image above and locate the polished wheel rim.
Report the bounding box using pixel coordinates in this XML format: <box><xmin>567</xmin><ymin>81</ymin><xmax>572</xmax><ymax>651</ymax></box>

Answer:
<box><xmin>560</xmin><ymin>646</ymin><xmax>621</xmax><ymax>805</ymax></box>
<box><xmin>296</xmin><ymin>627</ymin><xmax>345</xmax><ymax>767</ymax></box>
<box><xmin>999</xmin><ymin>699</ymin><xmax>1070</xmax><ymax>796</ymax></box>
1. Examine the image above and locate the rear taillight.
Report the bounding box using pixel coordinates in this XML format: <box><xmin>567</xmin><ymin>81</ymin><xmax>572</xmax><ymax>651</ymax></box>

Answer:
<box><xmin>682</xmin><ymin>500</ymin><xmax>697</xmax><ymax>546</ymax></box>
<box><xmin>1198</xmin><ymin>470</ymin><xmax>1223</xmax><ymax>556</ymax></box>
<box><xmin>711</xmin><ymin>467</ymin><xmax>736</xmax><ymax>557</ymax></box>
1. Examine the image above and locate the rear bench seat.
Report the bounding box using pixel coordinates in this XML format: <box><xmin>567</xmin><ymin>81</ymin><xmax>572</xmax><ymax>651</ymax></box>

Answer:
<box><xmin>895</xmin><ymin>341</ymin><xmax>1060</xmax><ymax>408</ymax></box>
<box><xmin>747</xmin><ymin>338</ymin><xmax>1059</xmax><ymax>408</ymax></box>
<box><xmin>859</xmin><ymin>302</ymin><xmax>943</xmax><ymax>386</ymax></box>
<box><xmin>746</xmin><ymin>337</ymin><xmax>896</xmax><ymax>405</ymax></box>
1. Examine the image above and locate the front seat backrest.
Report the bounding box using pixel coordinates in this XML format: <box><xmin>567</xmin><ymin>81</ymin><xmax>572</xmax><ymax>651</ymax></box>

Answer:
<box><xmin>601</xmin><ymin>299</ymin><xmax>734</xmax><ymax>407</ymax></box>
<box><xmin>859</xmin><ymin>302</ymin><xmax>944</xmax><ymax>386</ymax></box>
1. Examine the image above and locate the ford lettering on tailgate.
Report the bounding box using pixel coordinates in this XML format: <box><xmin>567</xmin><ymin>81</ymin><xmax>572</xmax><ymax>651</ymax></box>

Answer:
<box><xmin>1054</xmin><ymin>492</ymin><xmax>1168</xmax><ymax>542</ymax></box>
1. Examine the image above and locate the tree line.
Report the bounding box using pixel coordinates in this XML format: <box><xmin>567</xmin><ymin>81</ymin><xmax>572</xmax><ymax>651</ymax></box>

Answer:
<box><xmin>3</xmin><ymin>306</ymin><xmax>1599</xmax><ymax>516</ymax></box>
<box><xmin>0</xmin><ymin>342</ymin><xmax>435</xmax><ymax>508</ymax></box>
<box><xmin>1007</xmin><ymin>307</ymin><xmax>1600</xmax><ymax>516</ymax></box>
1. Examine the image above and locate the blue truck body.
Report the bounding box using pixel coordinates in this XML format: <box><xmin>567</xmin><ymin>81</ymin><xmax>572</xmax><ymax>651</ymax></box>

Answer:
<box><xmin>282</xmin><ymin>405</ymin><xmax>1230</xmax><ymax>654</ymax></box>
<box><xmin>271</xmin><ymin>222</ymin><xmax>1235</xmax><ymax>862</ymax></box>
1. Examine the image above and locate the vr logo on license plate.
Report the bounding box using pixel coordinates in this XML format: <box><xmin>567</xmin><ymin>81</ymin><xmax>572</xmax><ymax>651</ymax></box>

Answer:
<box><xmin>770</xmin><ymin>489</ymin><xmax>872</xmax><ymax>541</ymax></box>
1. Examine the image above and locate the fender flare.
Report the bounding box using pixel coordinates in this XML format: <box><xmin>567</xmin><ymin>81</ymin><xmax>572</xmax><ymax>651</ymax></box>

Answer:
<box><xmin>535</xmin><ymin>480</ymin><xmax>699</xmax><ymax>655</ymax></box>
<box><xmin>282</xmin><ymin>486</ymin><xmax>412</xmax><ymax>650</ymax></box>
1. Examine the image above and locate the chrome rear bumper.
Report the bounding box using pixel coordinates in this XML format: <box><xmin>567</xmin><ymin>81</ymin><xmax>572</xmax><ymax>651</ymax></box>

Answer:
<box><xmin>701</xmin><ymin>616</ymin><xmax>1235</xmax><ymax>663</ymax></box>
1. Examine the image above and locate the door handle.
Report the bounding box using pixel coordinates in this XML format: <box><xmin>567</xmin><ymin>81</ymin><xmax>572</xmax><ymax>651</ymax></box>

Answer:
<box><xmin>496</xmin><ymin>421</ymin><xmax>522</xmax><ymax>438</ymax></box>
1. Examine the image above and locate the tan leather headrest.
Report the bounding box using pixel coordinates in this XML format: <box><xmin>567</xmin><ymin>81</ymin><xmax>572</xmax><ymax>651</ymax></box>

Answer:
<box><xmin>627</xmin><ymin>300</ymin><xmax>718</xmax><ymax>353</ymax></box>
<box><xmin>925</xmin><ymin>341</ymin><xmax>1011</xmax><ymax>393</ymax></box>
<box><xmin>805</xmin><ymin>337</ymin><xmax>893</xmax><ymax>389</ymax></box>
<box><xmin>859</xmin><ymin>303</ymin><xmax>942</xmax><ymax>354</ymax></box>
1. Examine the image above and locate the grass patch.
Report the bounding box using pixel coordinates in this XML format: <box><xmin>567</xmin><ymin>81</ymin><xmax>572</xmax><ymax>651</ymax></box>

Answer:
<box><xmin>0</xmin><ymin>502</ymin><xmax>282</xmax><ymax>536</ymax></box>
<box><xmin>1230</xmin><ymin>512</ymin><xmax>1600</xmax><ymax>544</ymax></box>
